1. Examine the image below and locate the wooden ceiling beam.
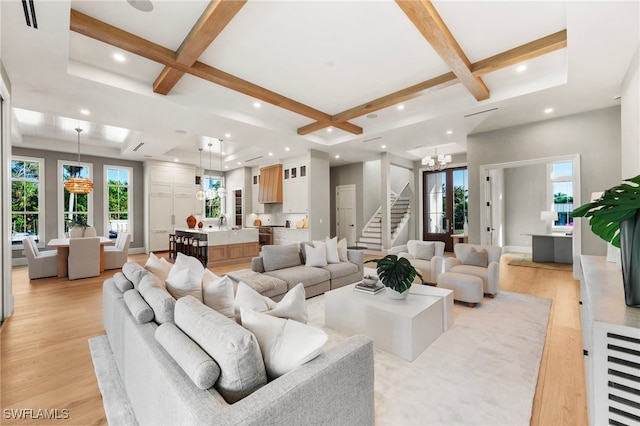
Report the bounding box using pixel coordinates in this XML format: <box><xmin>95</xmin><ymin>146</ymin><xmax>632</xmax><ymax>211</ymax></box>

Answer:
<box><xmin>296</xmin><ymin>30</ymin><xmax>567</xmax><ymax>135</ymax></box>
<box><xmin>70</xmin><ymin>9</ymin><xmax>362</xmax><ymax>135</ymax></box>
<box><xmin>153</xmin><ymin>0</ymin><xmax>247</xmax><ymax>95</ymax></box>
<box><xmin>396</xmin><ymin>0</ymin><xmax>489</xmax><ymax>101</ymax></box>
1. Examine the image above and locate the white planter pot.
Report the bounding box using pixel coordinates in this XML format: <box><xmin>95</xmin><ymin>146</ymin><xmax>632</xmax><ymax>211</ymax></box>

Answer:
<box><xmin>385</xmin><ymin>287</ymin><xmax>409</xmax><ymax>300</ymax></box>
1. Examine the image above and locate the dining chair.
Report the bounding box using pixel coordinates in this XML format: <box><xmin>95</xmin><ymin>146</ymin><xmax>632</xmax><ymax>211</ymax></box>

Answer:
<box><xmin>68</xmin><ymin>237</ymin><xmax>100</xmax><ymax>280</ymax></box>
<box><xmin>104</xmin><ymin>232</ymin><xmax>131</xmax><ymax>270</ymax></box>
<box><xmin>23</xmin><ymin>237</ymin><xmax>58</xmax><ymax>279</ymax></box>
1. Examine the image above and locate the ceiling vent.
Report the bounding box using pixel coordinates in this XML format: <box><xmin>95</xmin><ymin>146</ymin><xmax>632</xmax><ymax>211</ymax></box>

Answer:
<box><xmin>362</xmin><ymin>137</ymin><xmax>382</xmax><ymax>143</ymax></box>
<box><xmin>246</xmin><ymin>156</ymin><xmax>263</xmax><ymax>163</ymax></box>
<box><xmin>21</xmin><ymin>0</ymin><xmax>37</xmax><ymax>29</ymax></box>
<box><xmin>133</xmin><ymin>142</ymin><xmax>144</xmax><ymax>152</ymax></box>
<box><xmin>464</xmin><ymin>108</ymin><xmax>498</xmax><ymax>118</ymax></box>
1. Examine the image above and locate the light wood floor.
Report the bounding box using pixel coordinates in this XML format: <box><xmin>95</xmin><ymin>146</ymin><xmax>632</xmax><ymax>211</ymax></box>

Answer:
<box><xmin>1</xmin><ymin>252</ymin><xmax>587</xmax><ymax>425</ymax></box>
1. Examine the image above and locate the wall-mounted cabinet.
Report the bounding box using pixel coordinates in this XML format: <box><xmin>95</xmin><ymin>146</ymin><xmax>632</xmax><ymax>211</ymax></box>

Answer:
<box><xmin>251</xmin><ymin>171</ymin><xmax>264</xmax><ymax>214</ymax></box>
<box><xmin>258</xmin><ymin>164</ymin><xmax>283</xmax><ymax>203</ymax></box>
<box><xmin>283</xmin><ymin>160</ymin><xmax>308</xmax><ymax>213</ymax></box>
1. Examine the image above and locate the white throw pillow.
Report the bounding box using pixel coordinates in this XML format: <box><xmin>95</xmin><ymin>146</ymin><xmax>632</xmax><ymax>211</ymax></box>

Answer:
<box><xmin>337</xmin><ymin>237</ymin><xmax>348</xmax><ymax>262</ymax></box>
<box><xmin>306</xmin><ymin>241</ymin><xmax>328</xmax><ymax>267</ymax></box>
<box><xmin>235</xmin><ymin>282</ymin><xmax>308</xmax><ymax>323</ymax></box>
<box><xmin>165</xmin><ymin>253</ymin><xmax>205</xmax><ymax>302</ymax></box>
<box><xmin>202</xmin><ymin>270</ymin><xmax>234</xmax><ymax>319</ymax></box>
<box><xmin>324</xmin><ymin>237</ymin><xmax>340</xmax><ymax>264</ymax></box>
<box><xmin>144</xmin><ymin>252</ymin><xmax>173</xmax><ymax>282</ymax></box>
<box><xmin>241</xmin><ymin>308</ymin><xmax>327</xmax><ymax>380</ymax></box>
<box><xmin>408</xmin><ymin>241</ymin><xmax>435</xmax><ymax>260</ymax></box>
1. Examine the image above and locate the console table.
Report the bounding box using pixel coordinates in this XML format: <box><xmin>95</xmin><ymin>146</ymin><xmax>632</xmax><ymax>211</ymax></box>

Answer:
<box><xmin>530</xmin><ymin>233</ymin><xmax>572</xmax><ymax>263</ymax></box>
<box><xmin>580</xmin><ymin>255</ymin><xmax>640</xmax><ymax>425</ymax></box>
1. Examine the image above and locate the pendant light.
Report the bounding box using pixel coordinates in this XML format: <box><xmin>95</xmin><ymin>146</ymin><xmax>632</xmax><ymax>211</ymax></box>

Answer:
<box><xmin>196</xmin><ymin>147</ymin><xmax>205</xmax><ymax>200</ymax></box>
<box><xmin>64</xmin><ymin>127</ymin><xmax>94</xmax><ymax>194</ymax></box>
<box><xmin>217</xmin><ymin>139</ymin><xmax>226</xmax><ymax>199</ymax></box>
<box><xmin>204</xmin><ymin>142</ymin><xmax>217</xmax><ymax>200</ymax></box>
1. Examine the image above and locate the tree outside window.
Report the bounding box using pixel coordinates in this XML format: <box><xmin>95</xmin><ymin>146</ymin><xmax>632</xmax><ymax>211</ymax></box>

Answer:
<box><xmin>551</xmin><ymin>161</ymin><xmax>573</xmax><ymax>227</ymax></box>
<box><xmin>204</xmin><ymin>176</ymin><xmax>221</xmax><ymax>218</ymax></box>
<box><xmin>62</xmin><ymin>163</ymin><xmax>90</xmax><ymax>232</ymax></box>
<box><xmin>11</xmin><ymin>158</ymin><xmax>42</xmax><ymax>245</ymax></box>
<box><xmin>106</xmin><ymin>167</ymin><xmax>131</xmax><ymax>239</ymax></box>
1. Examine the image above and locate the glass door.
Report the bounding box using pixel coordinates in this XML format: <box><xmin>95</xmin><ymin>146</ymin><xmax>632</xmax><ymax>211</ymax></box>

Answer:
<box><xmin>423</xmin><ymin>167</ymin><xmax>468</xmax><ymax>251</ymax></box>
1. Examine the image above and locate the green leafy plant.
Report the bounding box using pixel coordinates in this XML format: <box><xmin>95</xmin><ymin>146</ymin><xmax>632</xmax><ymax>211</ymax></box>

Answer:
<box><xmin>365</xmin><ymin>254</ymin><xmax>426</xmax><ymax>293</ymax></box>
<box><xmin>67</xmin><ymin>216</ymin><xmax>89</xmax><ymax>229</ymax></box>
<box><xmin>573</xmin><ymin>175</ymin><xmax>640</xmax><ymax>248</ymax></box>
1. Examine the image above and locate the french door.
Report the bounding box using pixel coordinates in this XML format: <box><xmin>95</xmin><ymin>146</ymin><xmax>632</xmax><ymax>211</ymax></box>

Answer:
<box><xmin>423</xmin><ymin>167</ymin><xmax>468</xmax><ymax>252</ymax></box>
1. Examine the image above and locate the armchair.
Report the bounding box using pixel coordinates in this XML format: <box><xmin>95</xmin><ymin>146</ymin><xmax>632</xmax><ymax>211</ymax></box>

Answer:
<box><xmin>387</xmin><ymin>240</ymin><xmax>445</xmax><ymax>284</ymax></box>
<box><xmin>444</xmin><ymin>243</ymin><xmax>501</xmax><ymax>297</ymax></box>
<box><xmin>68</xmin><ymin>237</ymin><xmax>100</xmax><ymax>280</ymax></box>
<box><xmin>104</xmin><ymin>232</ymin><xmax>131</xmax><ymax>270</ymax></box>
<box><xmin>23</xmin><ymin>237</ymin><xmax>58</xmax><ymax>279</ymax></box>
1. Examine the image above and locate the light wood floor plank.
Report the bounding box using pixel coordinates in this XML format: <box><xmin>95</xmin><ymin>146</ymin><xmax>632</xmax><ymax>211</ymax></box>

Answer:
<box><xmin>1</xmin><ymin>252</ymin><xmax>587</xmax><ymax>425</ymax></box>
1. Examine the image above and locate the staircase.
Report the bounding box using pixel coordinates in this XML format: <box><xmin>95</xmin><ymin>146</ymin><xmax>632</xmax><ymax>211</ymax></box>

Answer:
<box><xmin>357</xmin><ymin>187</ymin><xmax>411</xmax><ymax>250</ymax></box>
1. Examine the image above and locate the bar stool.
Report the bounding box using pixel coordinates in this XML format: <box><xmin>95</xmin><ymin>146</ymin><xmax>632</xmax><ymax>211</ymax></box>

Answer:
<box><xmin>169</xmin><ymin>234</ymin><xmax>176</xmax><ymax>259</ymax></box>
<box><xmin>174</xmin><ymin>234</ymin><xmax>184</xmax><ymax>257</ymax></box>
<box><xmin>191</xmin><ymin>236</ymin><xmax>208</xmax><ymax>267</ymax></box>
<box><xmin>181</xmin><ymin>235</ymin><xmax>193</xmax><ymax>256</ymax></box>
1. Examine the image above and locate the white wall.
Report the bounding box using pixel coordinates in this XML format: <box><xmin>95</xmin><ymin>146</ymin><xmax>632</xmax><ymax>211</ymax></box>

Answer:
<box><xmin>363</xmin><ymin>160</ymin><xmax>381</xmax><ymax>225</ymax></box>
<box><xmin>329</xmin><ymin>163</ymin><xmax>363</xmax><ymax>238</ymax></box>
<box><xmin>309</xmin><ymin>149</ymin><xmax>330</xmax><ymax>240</ymax></box>
<box><xmin>621</xmin><ymin>44</ymin><xmax>640</xmax><ymax>178</ymax></box>
<box><xmin>503</xmin><ymin>164</ymin><xmax>547</xmax><ymax>247</ymax></box>
<box><xmin>468</xmin><ymin>107</ymin><xmax>621</xmax><ymax>256</ymax></box>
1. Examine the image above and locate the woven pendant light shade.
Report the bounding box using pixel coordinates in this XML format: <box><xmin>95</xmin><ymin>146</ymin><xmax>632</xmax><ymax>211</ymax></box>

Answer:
<box><xmin>64</xmin><ymin>128</ymin><xmax>93</xmax><ymax>194</ymax></box>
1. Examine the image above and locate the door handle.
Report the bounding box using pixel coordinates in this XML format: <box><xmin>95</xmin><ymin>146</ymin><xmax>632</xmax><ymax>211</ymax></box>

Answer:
<box><xmin>349</xmin><ymin>224</ymin><xmax>355</xmax><ymax>227</ymax></box>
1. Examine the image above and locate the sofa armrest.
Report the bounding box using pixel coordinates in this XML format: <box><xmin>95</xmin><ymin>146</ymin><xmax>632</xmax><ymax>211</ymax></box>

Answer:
<box><xmin>429</xmin><ymin>255</ymin><xmax>445</xmax><ymax>284</ymax></box>
<box><xmin>251</xmin><ymin>257</ymin><xmax>265</xmax><ymax>273</ymax></box>
<box><xmin>347</xmin><ymin>249</ymin><xmax>364</xmax><ymax>272</ymax></box>
<box><xmin>387</xmin><ymin>245</ymin><xmax>407</xmax><ymax>256</ymax></box>
<box><xmin>487</xmin><ymin>261</ymin><xmax>500</xmax><ymax>295</ymax></box>
<box><xmin>219</xmin><ymin>334</ymin><xmax>374</xmax><ymax>425</ymax></box>
<box><xmin>444</xmin><ymin>257</ymin><xmax>461</xmax><ymax>271</ymax></box>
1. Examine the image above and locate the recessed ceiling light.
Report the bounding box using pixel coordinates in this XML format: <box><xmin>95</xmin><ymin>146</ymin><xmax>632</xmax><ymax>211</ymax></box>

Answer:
<box><xmin>397</xmin><ymin>105</ymin><xmax>405</xmax><ymax>111</ymax></box>
<box><xmin>335</xmin><ymin>154</ymin><xmax>340</xmax><ymax>159</ymax></box>
<box><xmin>367</xmin><ymin>114</ymin><xmax>378</xmax><ymax>119</ymax></box>
<box><xmin>285</xmin><ymin>147</ymin><xmax>290</xmax><ymax>151</ymax></box>
<box><xmin>446</xmin><ymin>130</ymin><xmax>453</xmax><ymax>135</ymax></box>
<box><xmin>268</xmin><ymin>152</ymin><xmax>273</xmax><ymax>156</ymax></box>
<box><xmin>225</xmin><ymin>133</ymin><xmax>231</xmax><ymax>138</ymax></box>
<box><xmin>221</xmin><ymin>151</ymin><xmax>226</xmax><ymax>155</ymax></box>
<box><xmin>381</xmin><ymin>145</ymin><xmax>387</xmax><ymax>149</ymax></box>
<box><xmin>174</xmin><ymin>159</ymin><xmax>179</xmax><ymax>162</ymax></box>
<box><xmin>544</xmin><ymin>108</ymin><xmax>554</xmax><ymax>114</ymax></box>
<box><xmin>253</xmin><ymin>102</ymin><xmax>261</xmax><ymax>108</ymax></box>
<box><xmin>237</xmin><ymin>162</ymin><xmax>241</xmax><ymax>165</ymax></box>
<box><xmin>175</xmin><ymin>129</ymin><xmax>186</xmax><ymax>134</ymax></box>
<box><xmin>113</xmin><ymin>53</ymin><xmax>126</xmax><ymax>63</ymax></box>
<box><xmin>225</xmin><ymin>166</ymin><xmax>229</xmax><ymax>169</ymax></box>
<box><xmin>327</xmin><ymin>127</ymin><xmax>333</xmax><ymax>133</ymax></box>
<box><xmin>516</xmin><ymin>64</ymin><xmax>527</xmax><ymax>73</ymax></box>
<box><xmin>127</xmin><ymin>0</ymin><xmax>153</xmax><ymax>12</ymax></box>
<box><xmin>80</xmin><ymin>109</ymin><xmax>90</xmax><ymax>116</ymax></box>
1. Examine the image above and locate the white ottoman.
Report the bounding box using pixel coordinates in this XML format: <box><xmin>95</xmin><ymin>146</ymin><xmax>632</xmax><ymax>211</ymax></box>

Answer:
<box><xmin>437</xmin><ymin>272</ymin><xmax>483</xmax><ymax>307</ymax></box>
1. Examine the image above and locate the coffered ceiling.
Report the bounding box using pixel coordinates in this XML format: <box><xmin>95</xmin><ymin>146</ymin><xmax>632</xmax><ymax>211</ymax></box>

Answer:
<box><xmin>2</xmin><ymin>1</ymin><xmax>638</xmax><ymax>170</ymax></box>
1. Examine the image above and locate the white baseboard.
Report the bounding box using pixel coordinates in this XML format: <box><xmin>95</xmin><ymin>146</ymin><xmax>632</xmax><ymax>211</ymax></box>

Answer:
<box><xmin>129</xmin><ymin>247</ymin><xmax>146</xmax><ymax>255</ymax></box>
<box><xmin>12</xmin><ymin>258</ymin><xmax>28</xmax><ymax>267</ymax></box>
<box><xmin>503</xmin><ymin>245</ymin><xmax>532</xmax><ymax>255</ymax></box>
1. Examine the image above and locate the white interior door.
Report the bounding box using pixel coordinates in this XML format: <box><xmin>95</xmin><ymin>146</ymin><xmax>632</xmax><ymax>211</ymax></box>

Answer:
<box><xmin>336</xmin><ymin>184</ymin><xmax>356</xmax><ymax>244</ymax></box>
<box><xmin>483</xmin><ymin>168</ymin><xmax>505</xmax><ymax>246</ymax></box>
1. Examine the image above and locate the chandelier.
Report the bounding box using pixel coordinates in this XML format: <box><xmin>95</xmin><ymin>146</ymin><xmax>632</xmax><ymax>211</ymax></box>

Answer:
<box><xmin>217</xmin><ymin>139</ymin><xmax>226</xmax><ymax>199</ymax></box>
<box><xmin>422</xmin><ymin>148</ymin><xmax>452</xmax><ymax>172</ymax></box>
<box><xmin>204</xmin><ymin>142</ymin><xmax>216</xmax><ymax>200</ymax></box>
<box><xmin>64</xmin><ymin>127</ymin><xmax>94</xmax><ymax>194</ymax></box>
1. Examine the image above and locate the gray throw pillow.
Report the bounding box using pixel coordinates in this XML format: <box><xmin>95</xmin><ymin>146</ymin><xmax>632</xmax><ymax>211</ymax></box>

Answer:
<box><xmin>123</xmin><ymin>289</ymin><xmax>154</xmax><ymax>324</ymax></box>
<box><xmin>174</xmin><ymin>296</ymin><xmax>267</xmax><ymax>403</ymax></box>
<box><xmin>261</xmin><ymin>244</ymin><xmax>301</xmax><ymax>272</ymax></box>
<box><xmin>113</xmin><ymin>272</ymin><xmax>134</xmax><ymax>293</ymax></box>
<box><xmin>155</xmin><ymin>323</ymin><xmax>221</xmax><ymax>390</ymax></box>
<box><xmin>138</xmin><ymin>274</ymin><xmax>176</xmax><ymax>324</ymax></box>
<box><xmin>122</xmin><ymin>262</ymin><xmax>150</xmax><ymax>289</ymax></box>
<box><xmin>463</xmin><ymin>247</ymin><xmax>489</xmax><ymax>267</ymax></box>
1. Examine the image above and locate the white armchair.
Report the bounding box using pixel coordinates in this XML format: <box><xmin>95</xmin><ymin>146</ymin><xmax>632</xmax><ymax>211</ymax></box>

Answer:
<box><xmin>104</xmin><ymin>232</ymin><xmax>131</xmax><ymax>270</ymax></box>
<box><xmin>388</xmin><ymin>240</ymin><xmax>445</xmax><ymax>284</ymax></box>
<box><xmin>23</xmin><ymin>237</ymin><xmax>58</xmax><ymax>279</ymax></box>
<box><xmin>444</xmin><ymin>243</ymin><xmax>502</xmax><ymax>297</ymax></box>
<box><xmin>68</xmin><ymin>237</ymin><xmax>100</xmax><ymax>280</ymax></box>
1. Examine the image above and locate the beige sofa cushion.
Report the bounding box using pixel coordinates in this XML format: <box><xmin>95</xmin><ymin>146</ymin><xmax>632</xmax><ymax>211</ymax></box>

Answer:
<box><xmin>262</xmin><ymin>244</ymin><xmax>302</xmax><ymax>272</ymax></box>
<box><xmin>407</xmin><ymin>240</ymin><xmax>435</xmax><ymax>260</ymax></box>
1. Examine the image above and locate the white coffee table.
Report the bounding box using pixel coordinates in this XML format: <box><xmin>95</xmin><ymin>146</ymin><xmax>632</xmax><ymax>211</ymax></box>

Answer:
<box><xmin>325</xmin><ymin>283</ymin><xmax>444</xmax><ymax>361</ymax></box>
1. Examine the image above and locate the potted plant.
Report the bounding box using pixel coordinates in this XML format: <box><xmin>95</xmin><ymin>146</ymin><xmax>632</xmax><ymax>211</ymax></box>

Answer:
<box><xmin>573</xmin><ymin>174</ymin><xmax>640</xmax><ymax>307</ymax></box>
<box><xmin>67</xmin><ymin>216</ymin><xmax>90</xmax><ymax>237</ymax></box>
<box><xmin>365</xmin><ymin>254</ymin><xmax>426</xmax><ymax>299</ymax></box>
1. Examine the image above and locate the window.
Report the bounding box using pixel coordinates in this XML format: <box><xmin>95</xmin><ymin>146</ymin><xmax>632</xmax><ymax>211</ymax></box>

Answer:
<box><xmin>11</xmin><ymin>157</ymin><xmax>44</xmax><ymax>246</ymax></box>
<box><xmin>203</xmin><ymin>175</ymin><xmax>221</xmax><ymax>218</ymax></box>
<box><xmin>549</xmin><ymin>161</ymin><xmax>574</xmax><ymax>228</ymax></box>
<box><xmin>105</xmin><ymin>166</ymin><xmax>132</xmax><ymax>239</ymax></box>
<box><xmin>59</xmin><ymin>160</ymin><xmax>93</xmax><ymax>236</ymax></box>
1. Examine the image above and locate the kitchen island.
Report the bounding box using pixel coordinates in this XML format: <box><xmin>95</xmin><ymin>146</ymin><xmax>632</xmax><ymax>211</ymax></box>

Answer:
<box><xmin>176</xmin><ymin>227</ymin><xmax>259</xmax><ymax>268</ymax></box>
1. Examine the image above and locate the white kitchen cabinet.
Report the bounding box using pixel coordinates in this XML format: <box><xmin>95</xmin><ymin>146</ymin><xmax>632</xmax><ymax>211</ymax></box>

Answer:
<box><xmin>147</xmin><ymin>161</ymin><xmax>197</xmax><ymax>252</ymax></box>
<box><xmin>580</xmin><ymin>255</ymin><xmax>640</xmax><ymax>426</ymax></box>
<box><xmin>282</xmin><ymin>160</ymin><xmax>308</xmax><ymax>213</ymax></box>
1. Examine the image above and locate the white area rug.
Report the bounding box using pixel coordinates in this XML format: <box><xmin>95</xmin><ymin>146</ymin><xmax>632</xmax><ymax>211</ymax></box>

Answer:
<box><xmin>307</xmin><ymin>290</ymin><xmax>551</xmax><ymax>425</ymax></box>
<box><xmin>90</xmin><ymin>290</ymin><xmax>550</xmax><ymax>426</ymax></box>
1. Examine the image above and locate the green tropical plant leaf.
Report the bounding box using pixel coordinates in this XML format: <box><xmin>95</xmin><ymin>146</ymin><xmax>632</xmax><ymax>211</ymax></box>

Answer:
<box><xmin>365</xmin><ymin>255</ymin><xmax>425</xmax><ymax>293</ymax></box>
<box><xmin>573</xmin><ymin>175</ymin><xmax>640</xmax><ymax>248</ymax></box>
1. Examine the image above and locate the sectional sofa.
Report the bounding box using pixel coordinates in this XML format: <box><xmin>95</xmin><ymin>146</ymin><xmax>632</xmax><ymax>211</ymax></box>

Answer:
<box><xmin>102</xmin><ymin>260</ymin><xmax>374</xmax><ymax>425</ymax></box>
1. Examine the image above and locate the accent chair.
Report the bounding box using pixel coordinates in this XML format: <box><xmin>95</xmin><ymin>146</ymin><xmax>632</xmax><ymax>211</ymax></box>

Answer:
<box><xmin>104</xmin><ymin>232</ymin><xmax>131</xmax><ymax>270</ymax></box>
<box><xmin>387</xmin><ymin>240</ymin><xmax>445</xmax><ymax>284</ymax></box>
<box><xmin>68</xmin><ymin>237</ymin><xmax>101</xmax><ymax>280</ymax></box>
<box><xmin>23</xmin><ymin>237</ymin><xmax>58</xmax><ymax>279</ymax></box>
<box><xmin>444</xmin><ymin>243</ymin><xmax>502</xmax><ymax>297</ymax></box>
